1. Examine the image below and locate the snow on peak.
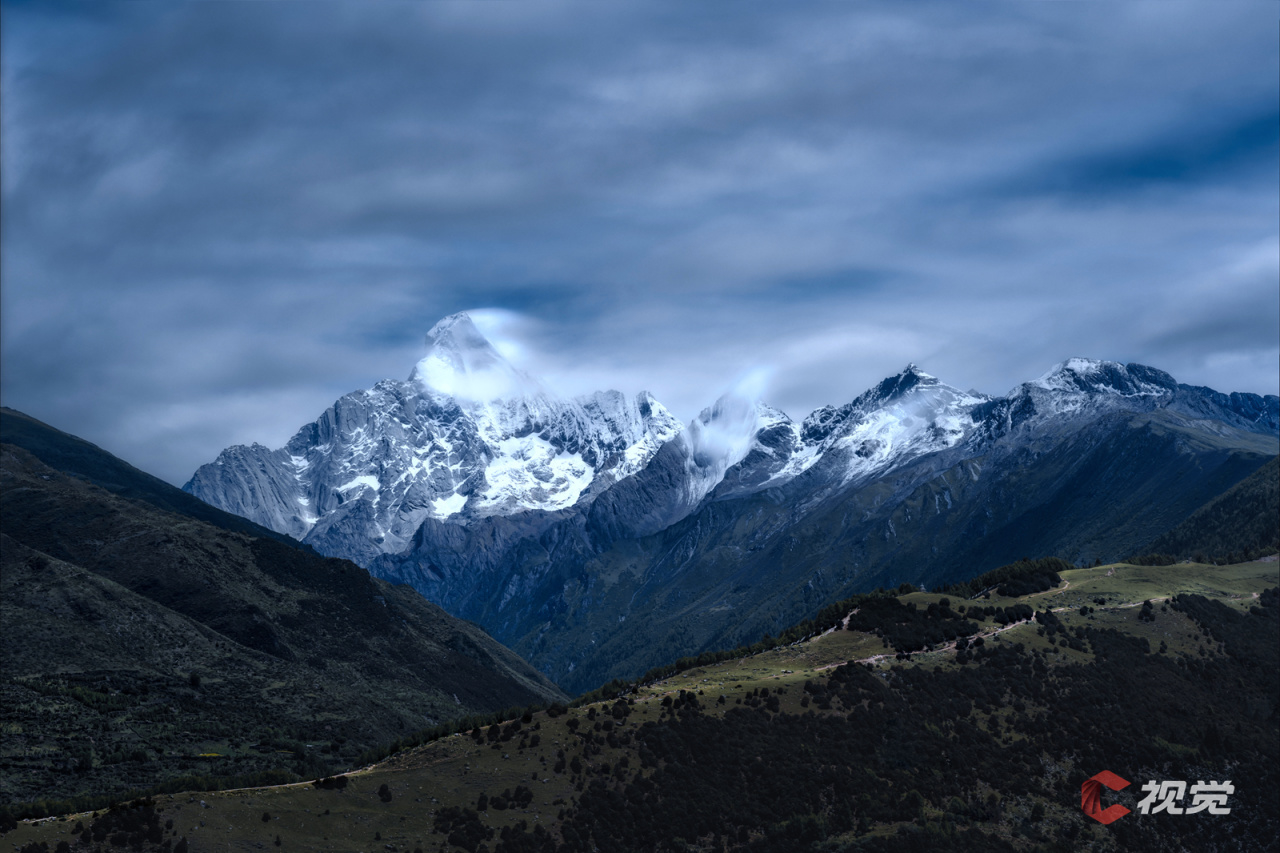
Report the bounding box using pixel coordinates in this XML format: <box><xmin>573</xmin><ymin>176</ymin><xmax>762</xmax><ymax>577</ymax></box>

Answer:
<box><xmin>768</xmin><ymin>367</ymin><xmax>990</xmax><ymax>490</ymax></box>
<box><xmin>409</xmin><ymin>312</ymin><xmax>543</xmax><ymax>401</ymax></box>
<box><xmin>676</xmin><ymin>387</ymin><xmax>784</xmax><ymax>506</ymax></box>
<box><xmin>430</xmin><ymin>311</ymin><xmax>486</xmax><ymax>343</ymax></box>
<box><xmin>1026</xmin><ymin>358</ymin><xmax>1172</xmax><ymax>398</ymax></box>
<box><xmin>677</xmin><ymin>367</ymin><xmax>777</xmax><ymax>485</ymax></box>
<box><xmin>1031</xmin><ymin>357</ymin><xmax>1108</xmax><ymax>390</ymax></box>
<box><xmin>1062</xmin><ymin>356</ymin><xmax>1104</xmax><ymax>373</ymax></box>
<box><xmin>636</xmin><ymin>391</ymin><xmax>683</xmax><ymax>437</ymax></box>
<box><xmin>865</xmin><ymin>364</ymin><xmax>942</xmax><ymax>405</ymax></box>
<box><xmin>900</xmin><ymin>363</ymin><xmax>936</xmax><ymax>381</ymax></box>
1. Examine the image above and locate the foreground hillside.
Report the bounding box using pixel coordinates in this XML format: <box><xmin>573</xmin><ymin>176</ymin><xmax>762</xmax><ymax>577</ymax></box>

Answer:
<box><xmin>10</xmin><ymin>558</ymin><xmax>1276</xmax><ymax>852</ymax></box>
<box><xmin>0</xmin><ymin>431</ymin><xmax>566</xmax><ymax>814</ymax></box>
<box><xmin>0</xmin><ymin>407</ymin><xmax>302</xmax><ymax>547</ymax></box>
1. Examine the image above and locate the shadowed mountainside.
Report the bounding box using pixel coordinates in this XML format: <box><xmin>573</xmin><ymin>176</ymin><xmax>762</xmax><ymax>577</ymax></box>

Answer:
<box><xmin>377</xmin><ymin>407</ymin><xmax>1277</xmax><ymax>693</ymax></box>
<box><xmin>1141</xmin><ymin>455</ymin><xmax>1279</xmax><ymax>562</ymax></box>
<box><xmin>0</xmin><ymin>417</ymin><xmax>566</xmax><ymax>810</ymax></box>
<box><xmin>1</xmin><ymin>407</ymin><xmax>300</xmax><ymax>546</ymax></box>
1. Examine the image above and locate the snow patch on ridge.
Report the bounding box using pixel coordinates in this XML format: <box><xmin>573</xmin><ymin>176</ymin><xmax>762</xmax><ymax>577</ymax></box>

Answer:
<box><xmin>477</xmin><ymin>435</ymin><xmax>594</xmax><ymax>513</ymax></box>
<box><xmin>1031</xmin><ymin>358</ymin><xmax>1107</xmax><ymax>392</ymax></box>
<box><xmin>754</xmin><ymin>369</ymin><xmax>987</xmax><ymax>491</ymax></box>
<box><xmin>830</xmin><ymin>383</ymin><xmax>985</xmax><ymax>486</ymax></box>
<box><xmin>432</xmin><ymin>492</ymin><xmax>468</xmax><ymax>517</ymax></box>
<box><xmin>682</xmin><ymin>393</ymin><xmax>772</xmax><ymax>505</ymax></box>
<box><xmin>1028</xmin><ymin>358</ymin><xmax>1168</xmax><ymax>398</ymax></box>
<box><xmin>337</xmin><ymin>474</ymin><xmax>380</xmax><ymax>493</ymax></box>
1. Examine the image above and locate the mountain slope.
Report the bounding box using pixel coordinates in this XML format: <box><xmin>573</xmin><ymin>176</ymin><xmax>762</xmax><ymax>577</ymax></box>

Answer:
<box><xmin>0</xmin><ymin>433</ymin><xmax>565</xmax><ymax>809</ymax></box>
<box><xmin>372</xmin><ymin>362</ymin><xmax>1277</xmax><ymax>692</ymax></box>
<box><xmin>0</xmin><ymin>406</ymin><xmax>299</xmax><ymax>546</ymax></box>
<box><xmin>1142</xmin><ymin>454</ymin><xmax>1280</xmax><ymax>561</ymax></box>
<box><xmin>13</xmin><ymin>558</ymin><xmax>1277</xmax><ymax>852</ymax></box>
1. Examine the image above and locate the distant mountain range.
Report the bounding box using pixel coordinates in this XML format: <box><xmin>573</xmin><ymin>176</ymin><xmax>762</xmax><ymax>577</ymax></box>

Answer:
<box><xmin>187</xmin><ymin>315</ymin><xmax>1279</xmax><ymax>691</ymax></box>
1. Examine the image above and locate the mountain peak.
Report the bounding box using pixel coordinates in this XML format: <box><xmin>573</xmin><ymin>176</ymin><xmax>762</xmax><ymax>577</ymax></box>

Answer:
<box><xmin>1038</xmin><ymin>357</ymin><xmax>1108</xmax><ymax>379</ymax></box>
<box><xmin>409</xmin><ymin>312</ymin><xmax>541</xmax><ymax>400</ymax></box>
<box><xmin>1028</xmin><ymin>358</ymin><xmax>1174</xmax><ymax>397</ymax></box>
<box><xmin>866</xmin><ymin>363</ymin><xmax>940</xmax><ymax>405</ymax></box>
<box><xmin>887</xmin><ymin>363</ymin><xmax>937</xmax><ymax>387</ymax></box>
<box><xmin>427</xmin><ymin>311</ymin><xmax>486</xmax><ymax>345</ymax></box>
<box><xmin>422</xmin><ymin>312</ymin><xmax>506</xmax><ymax>369</ymax></box>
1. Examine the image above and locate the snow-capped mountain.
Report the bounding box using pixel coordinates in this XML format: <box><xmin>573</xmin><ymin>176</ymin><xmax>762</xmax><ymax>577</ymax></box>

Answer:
<box><xmin>707</xmin><ymin>365</ymin><xmax>989</xmax><ymax>500</ymax></box>
<box><xmin>184</xmin><ymin>313</ymin><xmax>681</xmax><ymax>564</ymax></box>
<box><xmin>367</xmin><ymin>356</ymin><xmax>1276</xmax><ymax>691</ymax></box>
<box><xmin>612</xmin><ymin>365</ymin><xmax>990</xmax><ymax>523</ymax></box>
<box><xmin>709</xmin><ymin>358</ymin><xmax>1276</xmax><ymax>507</ymax></box>
<box><xmin>188</xmin><ymin>327</ymin><xmax>1278</xmax><ymax>692</ymax></box>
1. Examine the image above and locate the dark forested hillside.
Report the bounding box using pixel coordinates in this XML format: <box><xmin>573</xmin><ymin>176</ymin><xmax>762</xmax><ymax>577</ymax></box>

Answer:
<box><xmin>1141</xmin><ymin>455</ymin><xmax>1279</xmax><ymax>563</ymax></box>
<box><xmin>0</xmin><ymin>440</ymin><xmax>565</xmax><ymax>815</ymax></box>
<box><xmin>0</xmin><ymin>407</ymin><xmax>300</xmax><ymax>546</ymax></box>
<box><xmin>550</xmin><ymin>601</ymin><xmax>1277</xmax><ymax>853</ymax></box>
<box><xmin>9</xmin><ymin>559</ymin><xmax>1275</xmax><ymax>852</ymax></box>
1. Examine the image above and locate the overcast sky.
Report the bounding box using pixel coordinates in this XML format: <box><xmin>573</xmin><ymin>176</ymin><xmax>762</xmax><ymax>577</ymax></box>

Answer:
<box><xmin>3</xmin><ymin>1</ymin><xmax>1277</xmax><ymax>486</ymax></box>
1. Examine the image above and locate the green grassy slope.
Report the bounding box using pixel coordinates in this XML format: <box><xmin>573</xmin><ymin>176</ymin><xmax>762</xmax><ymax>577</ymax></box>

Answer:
<box><xmin>1</xmin><ymin>444</ymin><xmax>565</xmax><ymax>813</ymax></box>
<box><xmin>10</xmin><ymin>558</ymin><xmax>1276</xmax><ymax>852</ymax></box>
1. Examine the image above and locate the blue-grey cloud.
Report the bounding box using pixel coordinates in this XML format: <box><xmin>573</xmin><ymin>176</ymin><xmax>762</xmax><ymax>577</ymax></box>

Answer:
<box><xmin>995</xmin><ymin>104</ymin><xmax>1279</xmax><ymax>200</ymax></box>
<box><xmin>2</xmin><ymin>0</ymin><xmax>1276</xmax><ymax>485</ymax></box>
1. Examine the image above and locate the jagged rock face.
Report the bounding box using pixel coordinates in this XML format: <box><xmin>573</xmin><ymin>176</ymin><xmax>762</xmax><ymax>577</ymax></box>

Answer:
<box><xmin>184</xmin><ymin>313</ymin><xmax>681</xmax><ymax>563</ymax></box>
